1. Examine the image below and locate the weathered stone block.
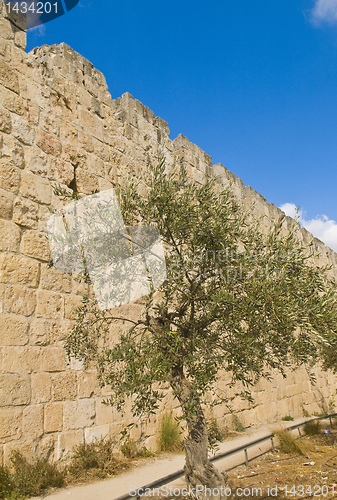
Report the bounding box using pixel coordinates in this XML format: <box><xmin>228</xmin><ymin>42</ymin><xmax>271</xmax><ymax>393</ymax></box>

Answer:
<box><xmin>43</xmin><ymin>346</ymin><xmax>66</xmax><ymax>372</ymax></box>
<box><xmin>95</xmin><ymin>397</ymin><xmax>114</xmax><ymax>425</ymax></box>
<box><xmin>21</xmin><ymin>230</ymin><xmax>50</xmax><ymax>261</ymax></box>
<box><xmin>85</xmin><ymin>424</ymin><xmax>109</xmax><ymax>444</ymax></box>
<box><xmin>29</xmin><ymin>318</ymin><xmax>50</xmax><ymax>346</ymax></box>
<box><xmin>11</xmin><ymin>115</ymin><xmax>35</xmax><ymax>145</ymax></box>
<box><xmin>25</xmin><ymin>147</ymin><xmax>48</xmax><ymax>177</ymax></box>
<box><xmin>56</xmin><ymin>430</ymin><xmax>83</xmax><ymax>461</ymax></box>
<box><xmin>50</xmin><ymin>319</ymin><xmax>73</xmax><ymax>344</ymax></box>
<box><xmin>0</xmin><ymin>17</ymin><xmax>14</xmax><ymax>40</ymax></box>
<box><xmin>79</xmin><ymin>109</ymin><xmax>103</xmax><ymax>141</ymax></box>
<box><xmin>40</xmin><ymin>264</ymin><xmax>72</xmax><ymax>293</ymax></box>
<box><xmin>1</xmin><ymin>135</ymin><xmax>25</xmax><ymax>168</ymax></box>
<box><xmin>63</xmin><ymin>399</ymin><xmax>95</xmax><ymax>431</ymax></box>
<box><xmin>0</xmin><ymin>187</ymin><xmax>14</xmax><ymax>219</ymax></box>
<box><xmin>36</xmin><ymin>290</ymin><xmax>63</xmax><ymax>319</ymax></box>
<box><xmin>75</xmin><ymin>167</ymin><xmax>99</xmax><ymax>194</ymax></box>
<box><xmin>52</xmin><ymin>371</ymin><xmax>77</xmax><ymax>401</ymax></box>
<box><xmin>20</xmin><ymin>171</ymin><xmax>52</xmax><ymax>205</ymax></box>
<box><xmin>0</xmin><ymin>253</ymin><xmax>39</xmax><ymax>287</ymax></box>
<box><xmin>31</xmin><ymin>373</ymin><xmax>52</xmax><ymax>403</ymax></box>
<box><xmin>4</xmin><ymin>285</ymin><xmax>36</xmax><ymax>316</ymax></box>
<box><xmin>77</xmin><ymin>371</ymin><xmax>97</xmax><ymax>398</ymax></box>
<box><xmin>0</xmin><ymin>63</ymin><xmax>19</xmax><ymax>93</ymax></box>
<box><xmin>44</xmin><ymin>402</ymin><xmax>63</xmax><ymax>433</ymax></box>
<box><xmin>0</xmin><ymin>159</ymin><xmax>20</xmax><ymax>193</ymax></box>
<box><xmin>2</xmin><ymin>346</ymin><xmax>42</xmax><ymax>373</ymax></box>
<box><xmin>13</xmin><ymin>197</ymin><xmax>38</xmax><ymax>228</ymax></box>
<box><xmin>3</xmin><ymin>439</ymin><xmax>36</xmax><ymax>467</ymax></box>
<box><xmin>0</xmin><ymin>314</ymin><xmax>29</xmax><ymax>345</ymax></box>
<box><xmin>64</xmin><ymin>294</ymin><xmax>83</xmax><ymax>320</ymax></box>
<box><xmin>36</xmin><ymin>128</ymin><xmax>62</xmax><ymax>156</ymax></box>
<box><xmin>0</xmin><ymin>374</ymin><xmax>30</xmax><ymax>405</ymax></box>
<box><xmin>0</xmin><ymin>407</ymin><xmax>22</xmax><ymax>440</ymax></box>
<box><xmin>48</xmin><ymin>158</ymin><xmax>74</xmax><ymax>185</ymax></box>
<box><xmin>0</xmin><ymin>219</ymin><xmax>20</xmax><ymax>251</ymax></box>
<box><xmin>22</xmin><ymin>405</ymin><xmax>43</xmax><ymax>438</ymax></box>
<box><xmin>0</xmin><ymin>106</ymin><xmax>11</xmax><ymax>133</ymax></box>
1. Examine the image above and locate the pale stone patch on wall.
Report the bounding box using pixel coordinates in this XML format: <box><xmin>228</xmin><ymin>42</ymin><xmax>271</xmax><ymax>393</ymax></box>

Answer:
<box><xmin>0</xmin><ymin>253</ymin><xmax>39</xmax><ymax>287</ymax></box>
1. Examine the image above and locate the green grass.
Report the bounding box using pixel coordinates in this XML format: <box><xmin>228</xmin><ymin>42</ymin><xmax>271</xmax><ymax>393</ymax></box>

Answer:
<box><xmin>158</xmin><ymin>412</ymin><xmax>182</xmax><ymax>452</ymax></box>
<box><xmin>282</xmin><ymin>415</ymin><xmax>294</xmax><ymax>421</ymax></box>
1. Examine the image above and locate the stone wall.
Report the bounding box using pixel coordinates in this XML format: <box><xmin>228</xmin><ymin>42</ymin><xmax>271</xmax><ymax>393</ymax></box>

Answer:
<box><xmin>1</xmin><ymin>2</ymin><xmax>337</xmax><ymax>465</ymax></box>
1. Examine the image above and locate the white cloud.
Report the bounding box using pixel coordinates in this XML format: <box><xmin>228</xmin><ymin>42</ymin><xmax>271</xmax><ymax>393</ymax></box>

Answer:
<box><xmin>27</xmin><ymin>24</ymin><xmax>46</xmax><ymax>36</ymax></box>
<box><xmin>311</xmin><ymin>0</ymin><xmax>337</xmax><ymax>24</ymax></box>
<box><xmin>280</xmin><ymin>202</ymin><xmax>337</xmax><ymax>252</ymax></box>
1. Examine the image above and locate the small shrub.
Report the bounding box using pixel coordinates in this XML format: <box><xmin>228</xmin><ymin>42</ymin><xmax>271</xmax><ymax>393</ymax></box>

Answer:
<box><xmin>120</xmin><ymin>438</ymin><xmax>138</xmax><ymax>459</ymax></box>
<box><xmin>274</xmin><ymin>430</ymin><xmax>309</xmax><ymax>456</ymax></box>
<box><xmin>0</xmin><ymin>466</ymin><xmax>13</xmax><ymax>499</ymax></box>
<box><xmin>232</xmin><ymin>415</ymin><xmax>245</xmax><ymax>432</ymax></box>
<box><xmin>69</xmin><ymin>438</ymin><xmax>127</xmax><ymax>479</ymax></box>
<box><xmin>207</xmin><ymin>418</ymin><xmax>224</xmax><ymax>455</ymax></box>
<box><xmin>158</xmin><ymin>412</ymin><xmax>182</xmax><ymax>452</ymax></box>
<box><xmin>137</xmin><ymin>447</ymin><xmax>156</xmax><ymax>457</ymax></box>
<box><xmin>302</xmin><ymin>407</ymin><xmax>310</xmax><ymax>418</ymax></box>
<box><xmin>303</xmin><ymin>420</ymin><xmax>321</xmax><ymax>436</ymax></box>
<box><xmin>10</xmin><ymin>452</ymin><xmax>64</xmax><ymax>498</ymax></box>
<box><xmin>282</xmin><ymin>415</ymin><xmax>294</xmax><ymax>421</ymax></box>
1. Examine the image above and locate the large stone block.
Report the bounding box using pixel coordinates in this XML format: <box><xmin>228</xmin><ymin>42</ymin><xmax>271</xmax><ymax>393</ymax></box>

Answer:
<box><xmin>0</xmin><ymin>105</ymin><xmax>11</xmax><ymax>133</ymax></box>
<box><xmin>13</xmin><ymin>197</ymin><xmax>38</xmax><ymax>228</ymax></box>
<box><xmin>2</xmin><ymin>346</ymin><xmax>42</xmax><ymax>373</ymax></box>
<box><xmin>0</xmin><ymin>159</ymin><xmax>20</xmax><ymax>193</ymax></box>
<box><xmin>56</xmin><ymin>429</ymin><xmax>83</xmax><ymax>461</ymax></box>
<box><xmin>63</xmin><ymin>399</ymin><xmax>95</xmax><ymax>431</ymax></box>
<box><xmin>36</xmin><ymin>128</ymin><xmax>62</xmax><ymax>156</ymax></box>
<box><xmin>11</xmin><ymin>116</ymin><xmax>35</xmax><ymax>145</ymax></box>
<box><xmin>84</xmin><ymin>424</ymin><xmax>109</xmax><ymax>444</ymax></box>
<box><xmin>0</xmin><ymin>407</ymin><xmax>22</xmax><ymax>440</ymax></box>
<box><xmin>0</xmin><ymin>219</ymin><xmax>20</xmax><ymax>251</ymax></box>
<box><xmin>21</xmin><ymin>230</ymin><xmax>50</xmax><ymax>261</ymax></box>
<box><xmin>20</xmin><ymin>171</ymin><xmax>52</xmax><ymax>205</ymax></box>
<box><xmin>0</xmin><ymin>253</ymin><xmax>39</xmax><ymax>287</ymax></box>
<box><xmin>40</xmin><ymin>263</ymin><xmax>72</xmax><ymax>293</ymax></box>
<box><xmin>44</xmin><ymin>402</ymin><xmax>63</xmax><ymax>433</ymax></box>
<box><xmin>79</xmin><ymin>109</ymin><xmax>103</xmax><ymax>141</ymax></box>
<box><xmin>0</xmin><ymin>187</ymin><xmax>14</xmax><ymax>219</ymax></box>
<box><xmin>36</xmin><ymin>290</ymin><xmax>63</xmax><ymax>319</ymax></box>
<box><xmin>25</xmin><ymin>147</ymin><xmax>48</xmax><ymax>177</ymax></box>
<box><xmin>1</xmin><ymin>135</ymin><xmax>25</xmax><ymax>169</ymax></box>
<box><xmin>52</xmin><ymin>371</ymin><xmax>77</xmax><ymax>401</ymax></box>
<box><xmin>0</xmin><ymin>61</ymin><xmax>19</xmax><ymax>93</ymax></box>
<box><xmin>64</xmin><ymin>294</ymin><xmax>83</xmax><ymax>320</ymax></box>
<box><xmin>0</xmin><ymin>374</ymin><xmax>30</xmax><ymax>405</ymax></box>
<box><xmin>29</xmin><ymin>318</ymin><xmax>50</xmax><ymax>346</ymax></box>
<box><xmin>22</xmin><ymin>405</ymin><xmax>44</xmax><ymax>438</ymax></box>
<box><xmin>31</xmin><ymin>372</ymin><xmax>52</xmax><ymax>403</ymax></box>
<box><xmin>77</xmin><ymin>371</ymin><xmax>98</xmax><ymax>398</ymax></box>
<box><xmin>42</xmin><ymin>346</ymin><xmax>66</xmax><ymax>372</ymax></box>
<box><xmin>0</xmin><ymin>314</ymin><xmax>29</xmax><ymax>345</ymax></box>
<box><xmin>48</xmin><ymin>158</ymin><xmax>74</xmax><ymax>185</ymax></box>
<box><xmin>4</xmin><ymin>285</ymin><xmax>36</xmax><ymax>316</ymax></box>
<box><xmin>75</xmin><ymin>167</ymin><xmax>99</xmax><ymax>194</ymax></box>
<box><xmin>95</xmin><ymin>397</ymin><xmax>114</xmax><ymax>425</ymax></box>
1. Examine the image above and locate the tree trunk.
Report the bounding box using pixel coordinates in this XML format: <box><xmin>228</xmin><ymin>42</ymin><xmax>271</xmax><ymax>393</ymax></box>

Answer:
<box><xmin>171</xmin><ymin>366</ymin><xmax>228</xmax><ymax>500</ymax></box>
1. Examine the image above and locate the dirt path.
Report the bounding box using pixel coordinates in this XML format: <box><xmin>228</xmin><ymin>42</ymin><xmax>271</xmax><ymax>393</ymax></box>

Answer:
<box><xmin>31</xmin><ymin>419</ymin><xmax>309</xmax><ymax>500</ymax></box>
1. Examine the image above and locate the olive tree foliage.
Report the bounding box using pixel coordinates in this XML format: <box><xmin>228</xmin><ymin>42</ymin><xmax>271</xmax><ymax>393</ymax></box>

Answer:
<box><xmin>62</xmin><ymin>155</ymin><xmax>337</xmax><ymax>491</ymax></box>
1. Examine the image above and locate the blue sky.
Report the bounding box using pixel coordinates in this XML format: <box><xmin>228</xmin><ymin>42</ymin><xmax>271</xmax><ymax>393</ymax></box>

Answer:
<box><xmin>27</xmin><ymin>0</ymin><xmax>337</xmax><ymax>251</ymax></box>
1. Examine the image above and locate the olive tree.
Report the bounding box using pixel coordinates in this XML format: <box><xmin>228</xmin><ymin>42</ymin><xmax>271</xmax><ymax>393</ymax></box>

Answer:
<box><xmin>63</xmin><ymin>155</ymin><xmax>337</xmax><ymax>497</ymax></box>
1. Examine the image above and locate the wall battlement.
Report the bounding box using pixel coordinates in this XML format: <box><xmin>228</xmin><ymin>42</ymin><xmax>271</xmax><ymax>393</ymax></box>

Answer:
<box><xmin>1</xmin><ymin>2</ymin><xmax>337</xmax><ymax>465</ymax></box>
